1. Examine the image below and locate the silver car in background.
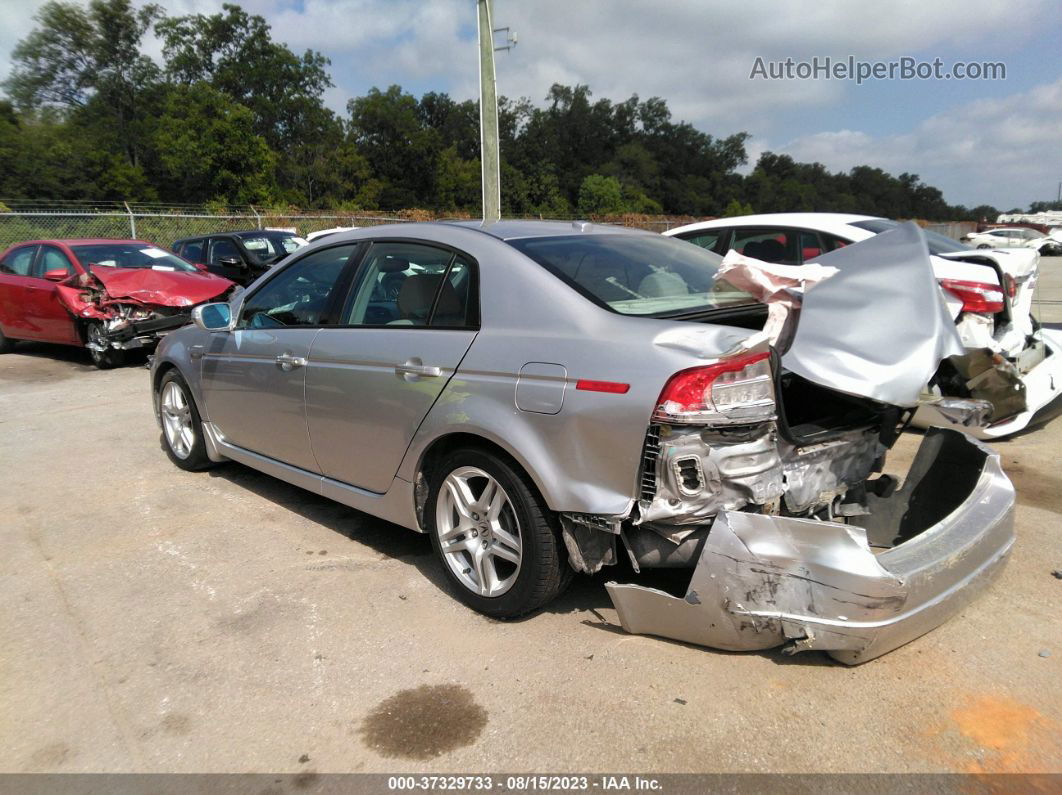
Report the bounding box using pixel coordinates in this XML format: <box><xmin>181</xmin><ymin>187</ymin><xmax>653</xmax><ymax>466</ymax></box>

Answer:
<box><xmin>150</xmin><ymin>220</ymin><xmax>1014</xmax><ymax>664</ymax></box>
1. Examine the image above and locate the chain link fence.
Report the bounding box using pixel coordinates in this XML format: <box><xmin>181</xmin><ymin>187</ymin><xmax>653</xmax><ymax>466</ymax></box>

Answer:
<box><xmin>0</xmin><ymin>201</ymin><xmax>703</xmax><ymax>251</ymax></box>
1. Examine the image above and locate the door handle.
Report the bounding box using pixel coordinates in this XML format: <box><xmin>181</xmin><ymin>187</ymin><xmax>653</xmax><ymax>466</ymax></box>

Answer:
<box><xmin>395</xmin><ymin>360</ymin><xmax>442</xmax><ymax>378</ymax></box>
<box><xmin>275</xmin><ymin>353</ymin><xmax>307</xmax><ymax>371</ymax></box>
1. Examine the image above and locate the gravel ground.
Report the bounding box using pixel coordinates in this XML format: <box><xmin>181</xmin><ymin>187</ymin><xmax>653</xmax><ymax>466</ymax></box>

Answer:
<box><xmin>1</xmin><ymin>259</ymin><xmax>1059</xmax><ymax>774</ymax></box>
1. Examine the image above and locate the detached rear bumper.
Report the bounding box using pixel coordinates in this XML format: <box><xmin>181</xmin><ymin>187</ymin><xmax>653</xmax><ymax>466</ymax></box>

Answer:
<box><xmin>606</xmin><ymin>428</ymin><xmax>1014</xmax><ymax>664</ymax></box>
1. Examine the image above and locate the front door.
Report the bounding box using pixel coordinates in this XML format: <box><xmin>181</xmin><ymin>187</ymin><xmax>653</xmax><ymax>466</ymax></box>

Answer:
<box><xmin>305</xmin><ymin>242</ymin><xmax>478</xmax><ymax>492</ymax></box>
<box><xmin>24</xmin><ymin>245</ymin><xmax>80</xmax><ymax>343</ymax></box>
<box><xmin>200</xmin><ymin>243</ymin><xmax>360</xmax><ymax>471</ymax></box>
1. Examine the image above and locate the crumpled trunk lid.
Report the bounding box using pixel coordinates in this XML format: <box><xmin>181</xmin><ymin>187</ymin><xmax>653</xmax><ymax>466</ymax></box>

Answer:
<box><xmin>780</xmin><ymin>222</ymin><xmax>965</xmax><ymax>407</ymax></box>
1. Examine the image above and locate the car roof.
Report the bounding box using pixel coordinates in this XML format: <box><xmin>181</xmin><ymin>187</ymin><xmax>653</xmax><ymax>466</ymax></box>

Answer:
<box><xmin>10</xmin><ymin>238</ymin><xmax>159</xmax><ymax>246</ymax></box>
<box><xmin>446</xmin><ymin>219</ymin><xmax>652</xmax><ymax>241</ymax></box>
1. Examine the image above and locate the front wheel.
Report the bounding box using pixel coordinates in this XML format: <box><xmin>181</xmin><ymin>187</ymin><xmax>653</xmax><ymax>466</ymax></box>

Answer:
<box><xmin>158</xmin><ymin>370</ymin><xmax>212</xmax><ymax>471</ymax></box>
<box><xmin>428</xmin><ymin>449</ymin><xmax>571</xmax><ymax>618</ymax></box>
<box><xmin>85</xmin><ymin>322</ymin><xmax>125</xmax><ymax>369</ymax></box>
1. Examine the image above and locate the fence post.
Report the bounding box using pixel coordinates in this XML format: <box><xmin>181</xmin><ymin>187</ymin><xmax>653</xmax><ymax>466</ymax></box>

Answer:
<box><xmin>123</xmin><ymin>201</ymin><xmax>136</xmax><ymax>238</ymax></box>
<box><xmin>250</xmin><ymin>205</ymin><xmax>262</xmax><ymax>230</ymax></box>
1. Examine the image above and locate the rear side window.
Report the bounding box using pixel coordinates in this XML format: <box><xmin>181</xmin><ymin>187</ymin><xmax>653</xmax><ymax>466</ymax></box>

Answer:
<box><xmin>209</xmin><ymin>238</ymin><xmax>242</xmax><ymax>263</ymax></box>
<box><xmin>730</xmin><ymin>228</ymin><xmax>799</xmax><ymax>264</ymax></box>
<box><xmin>341</xmin><ymin>242</ymin><xmax>476</xmax><ymax>328</ymax></box>
<box><xmin>1</xmin><ymin>245</ymin><xmax>38</xmax><ymax>276</ymax></box>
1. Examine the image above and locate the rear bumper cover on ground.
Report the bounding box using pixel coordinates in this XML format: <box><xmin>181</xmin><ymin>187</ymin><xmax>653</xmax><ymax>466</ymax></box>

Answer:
<box><xmin>605</xmin><ymin>428</ymin><xmax>1014</xmax><ymax>664</ymax></box>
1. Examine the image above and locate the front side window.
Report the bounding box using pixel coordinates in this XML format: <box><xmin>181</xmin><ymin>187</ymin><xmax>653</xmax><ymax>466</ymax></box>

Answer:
<box><xmin>33</xmin><ymin>246</ymin><xmax>76</xmax><ymax>278</ymax></box>
<box><xmin>509</xmin><ymin>234</ymin><xmax>755</xmax><ymax>317</ymax></box>
<box><xmin>240</xmin><ymin>244</ymin><xmax>357</xmax><ymax>329</ymax></box>
<box><xmin>0</xmin><ymin>245</ymin><xmax>39</xmax><ymax>276</ymax></box>
<box><xmin>181</xmin><ymin>240</ymin><xmax>205</xmax><ymax>262</ymax></box>
<box><xmin>210</xmin><ymin>238</ymin><xmax>242</xmax><ymax>264</ymax></box>
<box><xmin>70</xmin><ymin>243</ymin><xmax>198</xmax><ymax>272</ymax></box>
<box><xmin>342</xmin><ymin>242</ymin><xmax>475</xmax><ymax>328</ymax></box>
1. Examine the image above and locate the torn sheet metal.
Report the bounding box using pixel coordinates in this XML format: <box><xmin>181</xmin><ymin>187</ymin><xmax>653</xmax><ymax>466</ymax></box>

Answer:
<box><xmin>715</xmin><ymin>255</ymin><xmax>837</xmax><ymax>346</ymax></box>
<box><xmin>782</xmin><ymin>222</ymin><xmax>965</xmax><ymax>407</ymax></box>
<box><xmin>560</xmin><ymin>514</ymin><xmax>619</xmax><ymax>574</ymax></box>
<box><xmin>606</xmin><ymin>428</ymin><xmax>1015</xmax><ymax>664</ymax></box>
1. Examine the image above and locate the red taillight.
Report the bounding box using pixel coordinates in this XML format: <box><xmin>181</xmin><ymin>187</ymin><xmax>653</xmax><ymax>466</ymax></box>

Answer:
<box><xmin>939</xmin><ymin>278</ymin><xmax>1004</xmax><ymax>314</ymax></box>
<box><xmin>576</xmin><ymin>379</ymin><xmax>630</xmax><ymax>394</ymax></box>
<box><xmin>653</xmin><ymin>352</ymin><xmax>774</xmax><ymax>424</ymax></box>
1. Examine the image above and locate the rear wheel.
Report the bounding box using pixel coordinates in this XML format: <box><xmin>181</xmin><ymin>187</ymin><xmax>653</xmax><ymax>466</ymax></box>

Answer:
<box><xmin>0</xmin><ymin>327</ymin><xmax>15</xmax><ymax>354</ymax></box>
<box><xmin>158</xmin><ymin>370</ymin><xmax>212</xmax><ymax>471</ymax></box>
<box><xmin>85</xmin><ymin>322</ymin><xmax>125</xmax><ymax>369</ymax></box>
<box><xmin>428</xmin><ymin>449</ymin><xmax>572</xmax><ymax>618</ymax></box>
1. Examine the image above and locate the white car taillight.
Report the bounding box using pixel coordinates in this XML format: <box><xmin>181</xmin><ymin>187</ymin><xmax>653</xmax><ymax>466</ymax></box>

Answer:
<box><xmin>938</xmin><ymin>278</ymin><xmax>1005</xmax><ymax>315</ymax></box>
<box><xmin>653</xmin><ymin>352</ymin><xmax>775</xmax><ymax>424</ymax></box>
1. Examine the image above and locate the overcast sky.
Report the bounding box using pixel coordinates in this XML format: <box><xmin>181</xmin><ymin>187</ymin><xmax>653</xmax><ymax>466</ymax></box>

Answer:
<box><xmin>2</xmin><ymin>0</ymin><xmax>1061</xmax><ymax>210</ymax></box>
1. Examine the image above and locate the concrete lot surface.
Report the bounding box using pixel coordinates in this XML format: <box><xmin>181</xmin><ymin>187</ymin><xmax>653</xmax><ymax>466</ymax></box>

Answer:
<box><xmin>1</xmin><ymin>260</ymin><xmax>1060</xmax><ymax>774</ymax></box>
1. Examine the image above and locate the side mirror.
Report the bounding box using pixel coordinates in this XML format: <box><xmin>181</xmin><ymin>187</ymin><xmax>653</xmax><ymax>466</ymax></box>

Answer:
<box><xmin>191</xmin><ymin>302</ymin><xmax>233</xmax><ymax>332</ymax></box>
<box><xmin>43</xmin><ymin>268</ymin><xmax>69</xmax><ymax>282</ymax></box>
<box><xmin>192</xmin><ymin>262</ymin><xmax>209</xmax><ymax>273</ymax></box>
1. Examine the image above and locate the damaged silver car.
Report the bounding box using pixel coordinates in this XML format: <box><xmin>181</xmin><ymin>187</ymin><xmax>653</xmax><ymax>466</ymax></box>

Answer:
<box><xmin>149</xmin><ymin>220</ymin><xmax>1014</xmax><ymax>664</ymax></box>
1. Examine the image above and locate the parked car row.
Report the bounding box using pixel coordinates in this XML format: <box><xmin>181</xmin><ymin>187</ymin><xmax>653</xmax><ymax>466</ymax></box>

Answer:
<box><xmin>962</xmin><ymin>226</ymin><xmax>1062</xmax><ymax>256</ymax></box>
<box><xmin>1</xmin><ymin>218</ymin><xmax>1052</xmax><ymax>664</ymax></box>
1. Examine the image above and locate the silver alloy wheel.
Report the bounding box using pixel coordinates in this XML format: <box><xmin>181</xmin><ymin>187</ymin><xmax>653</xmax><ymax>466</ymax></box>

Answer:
<box><xmin>436</xmin><ymin>466</ymin><xmax>522</xmax><ymax>597</ymax></box>
<box><xmin>87</xmin><ymin>323</ymin><xmax>107</xmax><ymax>364</ymax></box>
<box><xmin>160</xmin><ymin>380</ymin><xmax>195</xmax><ymax>460</ymax></box>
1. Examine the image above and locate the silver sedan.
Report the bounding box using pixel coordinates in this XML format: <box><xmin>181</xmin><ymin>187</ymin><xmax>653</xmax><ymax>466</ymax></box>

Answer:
<box><xmin>150</xmin><ymin>220</ymin><xmax>1014</xmax><ymax>663</ymax></box>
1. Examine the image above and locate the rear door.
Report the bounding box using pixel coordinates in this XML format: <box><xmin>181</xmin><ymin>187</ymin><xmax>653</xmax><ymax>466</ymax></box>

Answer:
<box><xmin>199</xmin><ymin>243</ymin><xmax>361</xmax><ymax>471</ymax></box>
<box><xmin>0</xmin><ymin>245</ymin><xmax>42</xmax><ymax>339</ymax></box>
<box><xmin>305</xmin><ymin>241</ymin><xmax>478</xmax><ymax>492</ymax></box>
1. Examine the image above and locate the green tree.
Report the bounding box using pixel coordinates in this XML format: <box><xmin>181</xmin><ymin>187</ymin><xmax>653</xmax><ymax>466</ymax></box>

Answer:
<box><xmin>578</xmin><ymin>174</ymin><xmax>625</xmax><ymax>215</ymax></box>
<box><xmin>152</xmin><ymin>84</ymin><xmax>275</xmax><ymax>204</ymax></box>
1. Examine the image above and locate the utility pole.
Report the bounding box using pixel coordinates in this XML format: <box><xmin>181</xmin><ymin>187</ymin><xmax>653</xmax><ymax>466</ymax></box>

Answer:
<box><xmin>477</xmin><ymin>0</ymin><xmax>501</xmax><ymax>223</ymax></box>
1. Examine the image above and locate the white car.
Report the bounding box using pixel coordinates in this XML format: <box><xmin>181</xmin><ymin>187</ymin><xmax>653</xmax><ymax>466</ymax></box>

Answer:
<box><xmin>666</xmin><ymin>213</ymin><xmax>1062</xmax><ymax>438</ymax></box>
<box><xmin>963</xmin><ymin>227</ymin><xmax>1062</xmax><ymax>255</ymax></box>
<box><xmin>305</xmin><ymin>226</ymin><xmax>360</xmax><ymax>243</ymax></box>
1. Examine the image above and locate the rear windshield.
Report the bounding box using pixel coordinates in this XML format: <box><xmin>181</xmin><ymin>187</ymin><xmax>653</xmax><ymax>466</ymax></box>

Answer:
<box><xmin>508</xmin><ymin>234</ymin><xmax>755</xmax><ymax>316</ymax></box>
<box><xmin>71</xmin><ymin>244</ymin><xmax>198</xmax><ymax>272</ymax></box>
<box><xmin>849</xmin><ymin>219</ymin><xmax>971</xmax><ymax>255</ymax></box>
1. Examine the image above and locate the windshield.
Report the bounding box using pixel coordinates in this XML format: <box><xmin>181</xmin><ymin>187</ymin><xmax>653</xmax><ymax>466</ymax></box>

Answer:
<box><xmin>509</xmin><ymin>234</ymin><xmax>755</xmax><ymax>316</ymax></box>
<box><xmin>71</xmin><ymin>244</ymin><xmax>198</xmax><ymax>272</ymax></box>
<box><xmin>849</xmin><ymin>219</ymin><xmax>971</xmax><ymax>255</ymax></box>
<box><xmin>239</xmin><ymin>234</ymin><xmax>305</xmax><ymax>264</ymax></box>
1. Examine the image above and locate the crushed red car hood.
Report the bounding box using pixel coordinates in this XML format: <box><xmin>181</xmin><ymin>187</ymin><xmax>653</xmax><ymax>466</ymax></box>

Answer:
<box><xmin>89</xmin><ymin>267</ymin><xmax>232</xmax><ymax>306</ymax></box>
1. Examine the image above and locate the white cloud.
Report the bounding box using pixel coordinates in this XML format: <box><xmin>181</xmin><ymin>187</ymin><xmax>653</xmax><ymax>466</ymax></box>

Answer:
<box><xmin>776</xmin><ymin>78</ymin><xmax>1062</xmax><ymax>208</ymax></box>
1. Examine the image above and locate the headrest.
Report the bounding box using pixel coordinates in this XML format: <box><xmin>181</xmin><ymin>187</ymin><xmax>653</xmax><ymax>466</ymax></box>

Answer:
<box><xmin>379</xmin><ymin>257</ymin><xmax>411</xmax><ymax>273</ymax></box>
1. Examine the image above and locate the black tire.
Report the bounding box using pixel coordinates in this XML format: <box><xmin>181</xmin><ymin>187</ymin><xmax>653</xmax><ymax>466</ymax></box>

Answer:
<box><xmin>427</xmin><ymin>448</ymin><xmax>573</xmax><ymax>619</ymax></box>
<box><xmin>0</xmin><ymin>327</ymin><xmax>15</xmax><ymax>354</ymax></box>
<box><xmin>976</xmin><ymin>243</ymin><xmax>992</xmax><ymax>249</ymax></box>
<box><xmin>157</xmin><ymin>369</ymin><xmax>213</xmax><ymax>471</ymax></box>
<box><xmin>85</xmin><ymin>322</ymin><xmax>125</xmax><ymax>369</ymax></box>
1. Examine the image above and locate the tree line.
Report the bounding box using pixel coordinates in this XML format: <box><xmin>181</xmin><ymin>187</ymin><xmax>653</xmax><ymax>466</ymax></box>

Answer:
<box><xmin>0</xmin><ymin>0</ymin><xmax>1009</xmax><ymax>220</ymax></box>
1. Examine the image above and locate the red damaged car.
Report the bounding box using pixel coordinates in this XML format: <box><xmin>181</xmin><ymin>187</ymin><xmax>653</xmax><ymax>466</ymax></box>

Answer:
<box><xmin>0</xmin><ymin>239</ymin><xmax>234</xmax><ymax>368</ymax></box>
